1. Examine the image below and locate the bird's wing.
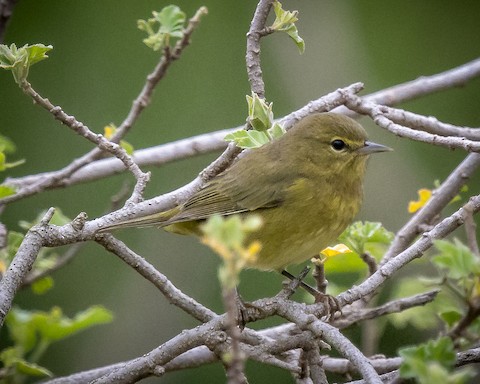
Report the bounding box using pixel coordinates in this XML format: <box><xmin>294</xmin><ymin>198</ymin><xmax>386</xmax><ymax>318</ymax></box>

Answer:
<box><xmin>167</xmin><ymin>161</ymin><xmax>293</xmax><ymax>223</ymax></box>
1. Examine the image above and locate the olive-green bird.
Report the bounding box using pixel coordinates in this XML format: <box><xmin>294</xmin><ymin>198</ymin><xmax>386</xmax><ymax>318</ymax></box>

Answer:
<box><xmin>101</xmin><ymin>113</ymin><xmax>390</xmax><ymax>271</ymax></box>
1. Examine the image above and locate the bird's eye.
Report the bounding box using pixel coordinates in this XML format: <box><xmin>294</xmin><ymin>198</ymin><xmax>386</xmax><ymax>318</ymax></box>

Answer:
<box><xmin>330</xmin><ymin>139</ymin><xmax>346</xmax><ymax>151</ymax></box>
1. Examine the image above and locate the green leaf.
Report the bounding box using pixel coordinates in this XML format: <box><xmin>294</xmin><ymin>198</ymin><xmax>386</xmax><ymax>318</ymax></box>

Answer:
<box><xmin>0</xmin><ymin>153</ymin><xmax>26</xmax><ymax>171</ymax></box>
<box><xmin>0</xmin><ymin>43</ymin><xmax>52</xmax><ymax>84</ymax></box>
<box><xmin>138</xmin><ymin>5</ymin><xmax>186</xmax><ymax>51</ymax></box>
<box><xmin>339</xmin><ymin>221</ymin><xmax>394</xmax><ymax>256</ymax></box>
<box><xmin>16</xmin><ymin>359</ymin><xmax>52</xmax><ymax>377</ymax></box>
<box><xmin>432</xmin><ymin>239</ymin><xmax>480</xmax><ymax>280</ymax></box>
<box><xmin>201</xmin><ymin>214</ymin><xmax>262</xmax><ymax>250</ymax></box>
<box><xmin>439</xmin><ymin>310</ymin><xmax>463</xmax><ymax>327</ymax></box>
<box><xmin>5</xmin><ymin>305</ymin><xmax>113</xmax><ymax>354</ymax></box>
<box><xmin>0</xmin><ymin>133</ymin><xmax>17</xmax><ymax>153</ymax></box>
<box><xmin>19</xmin><ymin>207</ymin><xmax>72</xmax><ymax>230</ymax></box>
<box><xmin>36</xmin><ymin>306</ymin><xmax>114</xmax><ymax>342</ymax></box>
<box><xmin>283</xmin><ymin>24</ymin><xmax>305</xmax><ymax>54</ymax></box>
<box><xmin>268</xmin><ymin>123</ymin><xmax>286</xmax><ymax>139</ymax></box>
<box><xmin>31</xmin><ymin>276</ymin><xmax>54</xmax><ymax>295</ymax></box>
<box><xmin>0</xmin><ymin>151</ymin><xmax>5</xmax><ymax>171</ymax></box>
<box><xmin>5</xmin><ymin>308</ymin><xmax>39</xmax><ymax>353</ymax></box>
<box><xmin>271</xmin><ymin>1</ymin><xmax>305</xmax><ymax>54</ymax></box>
<box><xmin>120</xmin><ymin>139</ymin><xmax>134</xmax><ymax>155</ymax></box>
<box><xmin>246</xmin><ymin>92</ymin><xmax>274</xmax><ymax>131</ymax></box>
<box><xmin>399</xmin><ymin>337</ymin><xmax>456</xmax><ymax>380</ymax></box>
<box><xmin>25</xmin><ymin>44</ymin><xmax>53</xmax><ymax>66</ymax></box>
<box><xmin>323</xmin><ymin>251</ymin><xmax>366</xmax><ymax>275</ymax></box>
<box><xmin>224</xmin><ymin>129</ymin><xmax>270</xmax><ymax>149</ymax></box>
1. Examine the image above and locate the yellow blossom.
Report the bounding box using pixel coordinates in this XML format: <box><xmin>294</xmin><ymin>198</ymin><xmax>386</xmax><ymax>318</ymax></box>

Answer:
<box><xmin>103</xmin><ymin>124</ymin><xmax>116</xmax><ymax>140</ymax></box>
<box><xmin>408</xmin><ymin>188</ymin><xmax>432</xmax><ymax>213</ymax></box>
<box><xmin>0</xmin><ymin>260</ymin><xmax>6</xmax><ymax>275</ymax></box>
<box><xmin>320</xmin><ymin>243</ymin><xmax>353</xmax><ymax>258</ymax></box>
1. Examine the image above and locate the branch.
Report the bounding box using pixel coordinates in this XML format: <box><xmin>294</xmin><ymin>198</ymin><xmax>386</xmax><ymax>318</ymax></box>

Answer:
<box><xmin>1</xmin><ymin>80</ymin><xmax>151</xmax><ymax>206</ymax></box>
<box><xmin>337</xmin><ymin>57</ymin><xmax>480</xmax><ymax>115</ymax></box>
<box><xmin>274</xmin><ymin>299</ymin><xmax>383</xmax><ymax>384</ymax></box>
<box><xmin>93</xmin><ymin>82</ymin><xmax>363</xmax><ymax>230</ymax></box>
<box><xmin>344</xmin><ymin>94</ymin><xmax>480</xmax><ymax>153</ymax></box>
<box><xmin>112</xmin><ymin>6</ymin><xmax>208</xmax><ymax>143</ymax></box>
<box><xmin>5</xmin><ymin>58</ymin><xmax>480</xmax><ymax>199</ymax></box>
<box><xmin>338</xmin><ymin>195</ymin><xmax>480</xmax><ymax>307</ymax></box>
<box><xmin>245</xmin><ymin>0</ymin><xmax>275</xmax><ymax>98</ymax></box>
<box><xmin>0</xmin><ymin>208</ymin><xmax>53</xmax><ymax>326</ymax></box>
<box><xmin>335</xmin><ymin>290</ymin><xmax>440</xmax><ymax>329</ymax></box>
<box><xmin>382</xmin><ymin>153</ymin><xmax>480</xmax><ymax>264</ymax></box>
<box><xmin>0</xmin><ymin>7</ymin><xmax>207</xmax><ymax>206</ymax></box>
<box><xmin>95</xmin><ymin>234</ymin><xmax>216</xmax><ymax>323</ymax></box>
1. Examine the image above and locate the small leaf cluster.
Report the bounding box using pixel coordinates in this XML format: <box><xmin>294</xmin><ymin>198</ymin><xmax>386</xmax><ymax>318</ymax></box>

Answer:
<box><xmin>137</xmin><ymin>5</ymin><xmax>186</xmax><ymax>51</ymax></box>
<box><xmin>271</xmin><ymin>1</ymin><xmax>305</xmax><ymax>54</ymax></box>
<box><xmin>224</xmin><ymin>93</ymin><xmax>286</xmax><ymax>149</ymax></box>
<box><xmin>1</xmin><ymin>306</ymin><xmax>113</xmax><ymax>382</ymax></box>
<box><xmin>0</xmin><ymin>43</ymin><xmax>52</xmax><ymax>84</ymax></box>
<box><xmin>339</xmin><ymin>221</ymin><xmax>394</xmax><ymax>257</ymax></box>
<box><xmin>201</xmin><ymin>214</ymin><xmax>262</xmax><ymax>289</ymax></box>
<box><xmin>399</xmin><ymin>337</ymin><xmax>473</xmax><ymax>384</ymax></box>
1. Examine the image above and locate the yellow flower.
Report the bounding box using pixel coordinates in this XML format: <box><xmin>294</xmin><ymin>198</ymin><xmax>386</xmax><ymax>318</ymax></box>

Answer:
<box><xmin>320</xmin><ymin>243</ymin><xmax>353</xmax><ymax>258</ymax></box>
<box><xmin>103</xmin><ymin>124</ymin><xmax>116</xmax><ymax>140</ymax></box>
<box><xmin>408</xmin><ymin>188</ymin><xmax>432</xmax><ymax>213</ymax></box>
<box><xmin>0</xmin><ymin>260</ymin><xmax>6</xmax><ymax>275</ymax></box>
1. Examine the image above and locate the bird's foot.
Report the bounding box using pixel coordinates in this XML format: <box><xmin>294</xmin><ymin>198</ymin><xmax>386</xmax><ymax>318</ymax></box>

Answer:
<box><xmin>281</xmin><ymin>268</ymin><xmax>341</xmax><ymax>321</ymax></box>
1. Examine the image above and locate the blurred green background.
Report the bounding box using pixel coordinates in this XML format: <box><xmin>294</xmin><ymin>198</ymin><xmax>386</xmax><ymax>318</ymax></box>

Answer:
<box><xmin>1</xmin><ymin>0</ymin><xmax>479</xmax><ymax>382</ymax></box>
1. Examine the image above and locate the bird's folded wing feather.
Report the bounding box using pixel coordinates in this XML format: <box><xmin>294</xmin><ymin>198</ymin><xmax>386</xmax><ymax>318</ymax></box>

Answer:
<box><xmin>166</xmin><ymin>162</ymin><xmax>294</xmax><ymax>223</ymax></box>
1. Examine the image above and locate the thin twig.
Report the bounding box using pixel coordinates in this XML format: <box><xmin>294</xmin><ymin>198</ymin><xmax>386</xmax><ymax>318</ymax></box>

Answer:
<box><xmin>3</xmin><ymin>58</ymin><xmax>480</xmax><ymax>202</ymax></box>
<box><xmin>381</xmin><ymin>153</ymin><xmax>480</xmax><ymax>265</ymax></box>
<box><xmin>464</xmin><ymin>204</ymin><xmax>480</xmax><ymax>257</ymax></box>
<box><xmin>223</xmin><ymin>288</ymin><xmax>247</xmax><ymax>384</ymax></box>
<box><xmin>338</xmin><ymin>195</ymin><xmax>480</xmax><ymax>307</ymax></box>
<box><xmin>113</xmin><ymin>6</ymin><xmax>208</xmax><ymax>142</ymax></box>
<box><xmin>0</xmin><ymin>208</ymin><xmax>51</xmax><ymax>326</ymax></box>
<box><xmin>335</xmin><ymin>290</ymin><xmax>440</xmax><ymax>329</ymax></box>
<box><xmin>2</xmin><ymin>80</ymin><xmax>151</xmax><ymax>205</ymax></box>
<box><xmin>0</xmin><ymin>7</ymin><xmax>207</xmax><ymax>206</ymax></box>
<box><xmin>381</xmin><ymin>107</ymin><xmax>480</xmax><ymax>140</ymax></box>
<box><xmin>93</xmin><ymin>82</ymin><xmax>364</xmax><ymax>231</ymax></box>
<box><xmin>245</xmin><ymin>0</ymin><xmax>275</xmax><ymax>98</ymax></box>
<box><xmin>6</xmin><ymin>56</ymin><xmax>480</xmax><ymax>198</ymax></box>
<box><xmin>345</xmin><ymin>94</ymin><xmax>480</xmax><ymax>153</ymax></box>
<box><xmin>95</xmin><ymin>234</ymin><xmax>216</xmax><ymax>323</ymax></box>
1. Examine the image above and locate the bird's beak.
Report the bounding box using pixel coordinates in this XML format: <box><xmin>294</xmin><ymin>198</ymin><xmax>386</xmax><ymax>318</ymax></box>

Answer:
<box><xmin>357</xmin><ymin>141</ymin><xmax>392</xmax><ymax>155</ymax></box>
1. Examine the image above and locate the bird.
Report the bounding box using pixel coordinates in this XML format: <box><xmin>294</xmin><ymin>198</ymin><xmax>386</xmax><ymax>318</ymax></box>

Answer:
<box><xmin>101</xmin><ymin>112</ymin><xmax>391</xmax><ymax>272</ymax></box>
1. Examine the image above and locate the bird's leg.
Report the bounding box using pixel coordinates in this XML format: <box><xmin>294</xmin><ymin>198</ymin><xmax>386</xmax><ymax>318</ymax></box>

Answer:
<box><xmin>281</xmin><ymin>268</ymin><xmax>319</xmax><ymax>297</ymax></box>
<box><xmin>281</xmin><ymin>266</ymin><xmax>341</xmax><ymax>321</ymax></box>
<box><xmin>312</xmin><ymin>263</ymin><xmax>341</xmax><ymax>320</ymax></box>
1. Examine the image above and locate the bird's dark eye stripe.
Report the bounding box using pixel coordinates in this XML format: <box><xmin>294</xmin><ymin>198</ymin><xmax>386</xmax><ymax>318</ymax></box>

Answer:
<box><xmin>331</xmin><ymin>139</ymin><xmax>346</xmax><ymax>151</ymax></box>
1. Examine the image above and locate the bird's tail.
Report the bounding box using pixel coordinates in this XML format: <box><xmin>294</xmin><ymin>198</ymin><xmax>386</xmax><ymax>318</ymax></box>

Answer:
<box><xmin>99</xmin><ymin>206</ymin><xmax>180</xmax><ymax>232</ymax></box>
